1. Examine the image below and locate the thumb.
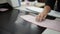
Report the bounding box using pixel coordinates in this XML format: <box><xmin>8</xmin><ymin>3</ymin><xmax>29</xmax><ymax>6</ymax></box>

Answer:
<box><xmin>43</xmin><ymin>15</ymin><xmax>47</xmax><ymax>20</ymax></box>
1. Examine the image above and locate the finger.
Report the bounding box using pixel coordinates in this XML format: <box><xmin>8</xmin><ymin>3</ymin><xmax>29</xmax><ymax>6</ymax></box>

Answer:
<box><xmin>36</xmin><ymin>15</ymin><xmax>39</xmax><ymax>21</ymax></box>
<box><xmin>36</xmin><ymin>15</ymin><xmax>41</xmax><ymax>22</ymax></box>
<box><xmin>43</xmin><ymin>15</ymin><xmax>47</xmax><ymax>20</ymax></box>
<box><xmin>36</xmin><ymin>15</ymin><xmax>39</xmax><ymax>22</ymax></box>
<box><xmin>39</xmin><ymin>15</ymin><xmax>44</xmax><ymax>22</ymax></box>
<box><xmin>38</xmin><ymin>15</ymin><xmax>41</xmax><ymax>22</ymax></box>
<box><xmin>43</xmin><ymin>15</ymin><xmax>46</xmax><ymax>20</ymax></box>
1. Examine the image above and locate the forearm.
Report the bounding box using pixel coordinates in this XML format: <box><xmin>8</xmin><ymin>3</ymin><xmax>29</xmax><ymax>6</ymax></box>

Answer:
<box><xmin>43</xmin><ymin>5</ymin><xmax>51</xmax><ymax>13</ymax></box>
<box><xmin>44</xmin><ymin>0</ymin><xmax>56</xmax><ymax>13</ymax></box>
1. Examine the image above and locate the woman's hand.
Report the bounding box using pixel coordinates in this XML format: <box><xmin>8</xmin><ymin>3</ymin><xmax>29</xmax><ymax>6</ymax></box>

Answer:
<box><xmin>36</xmin><ymin>6</ymin><xmax>51</xmax><ymax>22</ymax></box>
<box><xmin>36</xmin><ymin>12</ymin><xmax>48</xmax><ymax>22</ymax></box>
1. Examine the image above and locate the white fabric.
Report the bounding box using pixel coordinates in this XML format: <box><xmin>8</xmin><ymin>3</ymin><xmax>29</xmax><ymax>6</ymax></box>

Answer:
<box><xmin>26</xmin><ymin>6</ymin><xmax>60</xmax><ymax>18</ymax></box>
<box><xmin>42</xmin><ymin>29</ymin><xmax>60</xmax><ymax>34</ymax></box>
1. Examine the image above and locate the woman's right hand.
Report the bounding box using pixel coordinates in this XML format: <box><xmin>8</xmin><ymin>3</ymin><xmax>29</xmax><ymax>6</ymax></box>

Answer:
<box><xmin>36</xmin><ymin>5</ymin><xmax>51</xmax><ymax>22</ymax></box>
<box><xmin>36</xmin><ymin>12</ymin><xmax>48</xmax><ymax>22</ymax></box>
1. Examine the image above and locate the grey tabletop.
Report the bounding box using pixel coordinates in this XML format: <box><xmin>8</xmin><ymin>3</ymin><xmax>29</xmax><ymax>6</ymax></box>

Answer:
<box><xmin>0</xmin><ymin>9</ymin><xmax>46</xmax><ymax>34</ymax></box>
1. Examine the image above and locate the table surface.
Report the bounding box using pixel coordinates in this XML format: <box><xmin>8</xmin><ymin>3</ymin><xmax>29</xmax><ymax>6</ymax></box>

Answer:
<box><xmin>0</xmin><ymin>9</ymin><xmax>47</xmax><ymax>34</ymax></box>
<box><xmin>20</xmin><ymin>15</ymin><xmax>60</xmax><ymax>32</ymax></box>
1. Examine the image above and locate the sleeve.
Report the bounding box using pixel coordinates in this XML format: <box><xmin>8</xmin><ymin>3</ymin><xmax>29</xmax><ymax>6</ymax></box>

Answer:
<box><xmin>45</xmin><ymin>0</ymin><xmax>56</xmax><ymax>9</ymax></box>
